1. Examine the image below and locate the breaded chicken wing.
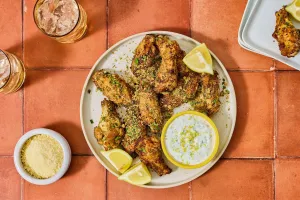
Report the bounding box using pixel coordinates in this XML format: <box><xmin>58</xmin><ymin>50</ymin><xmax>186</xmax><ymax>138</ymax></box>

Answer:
<box><xmin>137</xmin><ymin>87</ymin><xmax>163</xmax><ymax>133</ymax></box>
<box><xmin>190</xmin><ymin>72</ymin><xmax>220</xmax><ymax>116</ymax></box>
<box><xmin>131</xmin><ymin>35</ymin><xmax>161</xmax><ymax>86</ymax></box>
<box><xmin>94</xmin><ymin>99</ymin><xmax>125</xmax><ymax>150</ymax></box>
<box><xmin>92</xmin><ymin>70</ymin><xmax>132</xmax><ymax>106</ymax></box>
<box><xmin>122</xmin><ymin>105</ymin><xmax>147</xmax><ymax>154</ymax></box>
<box><xmin>272</xmin><ymin>7</ymin><xmax>300</xmax><ymax>57</ymax></box>
<box><xmin>154</xmin><ymin>35</ymin><xmax>180</xmax><ymax>93</ymax></box>
<box><xmin>160</xmin><ymin>73</ymin><xmax>201</xmax><ymax>112</ymax></box>
<box><xmin>135</xmin><ymin>136</ymin><xmax>171</xmax><ymax>176</ymax></box>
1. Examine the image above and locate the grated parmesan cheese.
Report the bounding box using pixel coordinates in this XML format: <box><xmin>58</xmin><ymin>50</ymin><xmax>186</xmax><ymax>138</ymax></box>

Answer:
<box><xmin>21</xmin><ymin>134</ymin><xmax>63</xmax><ymax>179</ymax></box>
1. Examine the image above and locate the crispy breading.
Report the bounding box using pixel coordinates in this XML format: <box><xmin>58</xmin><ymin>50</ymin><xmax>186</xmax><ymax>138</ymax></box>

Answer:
<box><xmin>160</xmin><ymin>73</ymin><xmax>201</xmax><ymax>112</ymax></box>
<box><xmin>272</xmin><ymin>7</ymin><xmax>300</xmax><ymax>57</ymax></box>
<box><xmin>190</xmin><ymin>72</ymin><xmax>220</xmax><ymax>116</ymax></box>
<box><xmin>92</xmin><ymin>70</ymin><xmax>132</xmax><ymax>106</ymax></box>
<box><xmin>154</xmin><ymin>35</ymin><xmax>180</xmax><ymax>93</ymax></box>
<box><xmin>122</xmin><ymin>105</ymin><xmax>147</xmax><ymax>154</ymax></box>
<box><xmin>135</xmin><ymin>136</ymin><xmax>171</xmax><ymax>176</ymax></box>
<box><xmin>131</xmin><ymin>35</ymin><xmax>161</xmax><ymax>86</ymax></box>
<box><xmin>94</xmin><ymin>100</ymin><xmax>125</xmax><ymax>150</ymax></box>
<box><xmin>137</xmin><ymin>87</ymin><xmax>163</xmax><ymax>133</ymax></box>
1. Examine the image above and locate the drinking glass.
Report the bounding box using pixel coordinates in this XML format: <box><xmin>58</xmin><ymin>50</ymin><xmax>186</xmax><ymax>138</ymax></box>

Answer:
<box><xmin>0</xmin><ymin>50</ymin><xmax>26</xmax><ymax>94</ymax></box>
<box><xmin>33</xmin><ymin>0</ymin><xmax>88</xmax><ymax>43</ymax></box>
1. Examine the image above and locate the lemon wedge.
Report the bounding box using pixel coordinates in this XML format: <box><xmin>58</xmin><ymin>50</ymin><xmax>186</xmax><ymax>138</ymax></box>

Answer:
<box><xmin>183</xmin><ymin>43</ymin><xmax>213</xmax><ymax>75</ymax></box>
<box><xmin>118</xmin><ymin>163</ymin><xmax>151</xmax><ymax>185</ymax></box>
<box><xmin>286</xmin><ymin>0</ymin><xmax>300</xmax><ymax>21</ymax></box>
<box><xmin>101</xmin><ymin>149</ymin><xmax>132</xmax><ymax>173</ymax></box>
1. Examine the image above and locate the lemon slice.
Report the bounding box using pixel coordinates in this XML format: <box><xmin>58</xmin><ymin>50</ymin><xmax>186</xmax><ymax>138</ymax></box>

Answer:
<box><xmin>183</xmin><ymin>43</ymin><xmax>213</xmax><ymax>75</ymax></box>
<box><xmin>101</xmin><ymin>149</ymin><xmax>132</xmax><ymax>173</ymax></box>
<box><xmin>118</xmin><ymin>163</ymin><xmax>151</xmax><ymax>185</ymax></box>
<box><xmin>286</xmin><ymin>0</ymin><xmax>300</xmax><ymax>21</ymax></box>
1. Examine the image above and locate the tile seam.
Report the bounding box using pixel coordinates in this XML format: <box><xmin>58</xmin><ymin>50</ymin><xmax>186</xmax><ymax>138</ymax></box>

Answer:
<box><xmin>189</xmin><ymin>182</ymin><xmax>192</xmax><ymax>200</ymax></box>
<box><xmin>189</xmin><ymin>0</ymin><xmax>192</xmax><ymax>37</ymax></box>
<box><xmin>25</xmin><ymin>67</ymin><xmax>91</xmax><ymax>71</ymax></box>
<box><xmin>22</xmin><ymin>0</ymin><xmax>24</xmax><ymax>61</ymax></box>
<box><xmin>274</xmin><ymin>72</ymin><xmax>278</xmax><ymax>158</ymax></box>
<box><xmin>273</xmin><ymin>160</ymin><xmax>276</xmax><ymax>200</ymax></box>
<box><xmin>106</xmin><ymin>0</ymin><xmax>109</xmax><ymax>49</ymax></box>
<box><xmin>221</xmin><ymin>157</ymin><xmax>274</xmax><ymax>160</ymax></box>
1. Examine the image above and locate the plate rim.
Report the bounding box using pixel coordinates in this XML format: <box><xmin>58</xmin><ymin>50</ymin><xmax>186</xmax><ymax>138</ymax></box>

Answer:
<box><xmin>80</xmin><ymin>31</ymin><xmax>237</xmax><ymax>189</ymax></box>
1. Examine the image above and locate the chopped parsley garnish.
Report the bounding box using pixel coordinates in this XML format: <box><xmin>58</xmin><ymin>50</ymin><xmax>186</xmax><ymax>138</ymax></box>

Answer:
<box><xmin>90</xmin><ymin>119</ymin><xmax>94</xmax><ymax>124</ymax></box>
<box><xmin>134</xmin><ymin>58</ymin><xmax>139</xmax><ymax>65</ymax></box>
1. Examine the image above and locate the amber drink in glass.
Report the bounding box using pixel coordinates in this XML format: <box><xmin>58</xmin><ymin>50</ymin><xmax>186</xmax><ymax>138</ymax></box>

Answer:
<box><xmin>0</xmin><ymin>50</ymin><xmax>26</xmax><ymax>94</ymax></box>
<box><xmin>33</xmin><ymin>0</ymin><xmax>87</xmax><ymax>43</ymax></box>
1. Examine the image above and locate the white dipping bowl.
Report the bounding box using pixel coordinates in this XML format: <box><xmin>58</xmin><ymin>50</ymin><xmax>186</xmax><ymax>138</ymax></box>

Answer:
<box><xmin>14</xmin><ymin>128</ymin><xmax>71</xmax><ymax>185</ymax></box>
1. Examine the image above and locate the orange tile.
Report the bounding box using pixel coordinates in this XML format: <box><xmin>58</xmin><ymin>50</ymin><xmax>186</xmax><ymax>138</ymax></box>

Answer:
<box><xmin>0</xmin><ymin>92</ymin><xmax>22</xmax><ymax>155</ymax></box>
<box><xmin>108</xmin><ymin>0</ymin><xmax>190</xmax><ymax>46</ymax></box>
<box><xmin>0</xmin><ymin>157</ymin><xmax>21</xmax><ymax>200</ymax></box>
<box><xmin>191</xmin><ymin>0</ymin><xmax>273</xmax><ymax>70</ymax></box>
<box><xmin>275</xmin><ymin>159</ymin><xmax>300</xmax><ymax>200</ymax></box>
<box><xmin>192</xmin><ymin>160</ymin><xmax>273</xmax><ymax>200</ymax></box>
<box><xmin>24</xmin><ymin>156</ymin><xmax>106</xmax><ymax>200</ymax></box>
<box><xmin>24</xmin><ymin>0</ymin><xmax>107</xmax><ymax>68</ymax></box>
<box><xmin>0</xmin><ymin>0</ymin><xmax>22</xmax><ymax>58</ymax></box>
<box><xmin>224</xmin><ymin>72</ymin><xmax>274</xmax><ymax>158</ymax></box>
<box><xmin>107</xmin><ymin>173</ymin><xmax>189</xmax><ymax>200</ymax></box>
<box><xmin>24</xmin><ymin>70</ymin><xmax>91</xmax><ymax>154</ymax></box>
<box><xmin>277</xmin><ymin>72</ymin><xmax>300</xmax><ymax>156</ymax></box>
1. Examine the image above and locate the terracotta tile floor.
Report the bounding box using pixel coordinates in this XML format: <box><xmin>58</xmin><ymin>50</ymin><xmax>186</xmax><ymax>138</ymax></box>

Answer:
<box><xmin>0</xmin><ymin>0</ymin><xmax>299</xmax><ymax>199</ymax></box>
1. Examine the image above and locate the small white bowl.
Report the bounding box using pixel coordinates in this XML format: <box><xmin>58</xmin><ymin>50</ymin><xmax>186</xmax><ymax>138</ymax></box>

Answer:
<box><xmin>14</xmin><ymin>128</ymin><xmax>71</xmax><ymax>185</ymax></box>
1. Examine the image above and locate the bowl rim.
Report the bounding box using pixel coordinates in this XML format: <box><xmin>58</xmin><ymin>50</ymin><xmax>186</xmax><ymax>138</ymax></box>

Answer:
<box><xmin>161</xmin><ymin>111</ymin><xmax>220</xmax><ymax>169</ymax></box>
<box><xmin>14</xmin><ymin>128</ymin><xmax>71</xmax><ymax>185</ymax></box>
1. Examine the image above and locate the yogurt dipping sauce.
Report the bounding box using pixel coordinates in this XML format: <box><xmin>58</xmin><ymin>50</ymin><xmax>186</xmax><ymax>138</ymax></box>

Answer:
<box><xmin>162</xmin><ymin>111</ymin><xmax>219</xmax><ymax>168</ymax></box>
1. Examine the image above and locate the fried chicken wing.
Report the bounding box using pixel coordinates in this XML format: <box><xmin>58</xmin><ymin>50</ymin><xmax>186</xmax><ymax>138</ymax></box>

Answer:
<box><xmin>94</xmin><ymin>99</ymin><xmax>125</xmax><ymax>150</ymax></box>
<box><xmin>272</xmin><ymin>7</ymin><xmax>300</xmax><ymax>57</ymax></box>
<box><xmin>122</xmin><ymin>105</ymin><xmax>147</xmax><ymax>153</ymax></box>
<box><xmin>136</xmin><ymin>136</ymin><xmax>171</xmax><ymax>176</ymax></box>
<box><xmin>131</xmin><ymin>35</ymin><xmax>161</xmax><ymax>86</ymax></box>
<box><xmin>160</xmin><ymin>73</ymin><xmax>201</xmax><ymax>111</ymax></box>
<box><xmin>137</xmin><ymin>87</ymin><xmax>163</xmax><ymax>133</ymax></box>
<box><xmin>92</xmin><ymin>70</ymin><xmax>132</xmax><ymax>106</ymax></box>
<box><xmin>154</xmin><ymin>35</ymin><xmax>180</xmax><ymax>93</ymax></box>
<box><xmin>190</xmin><ymin>72</ymin><xmax>220</xmax><ymax>116</ymax></box>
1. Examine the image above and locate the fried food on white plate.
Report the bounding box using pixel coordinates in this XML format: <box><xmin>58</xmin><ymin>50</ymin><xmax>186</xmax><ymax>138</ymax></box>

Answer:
<box><xmin>94</xmin><ymin>99</ymin><xmax>125</xmax><ymax>150</ymax></box>
<box><xmin>92</xmin><ymin>70</ymin><xmax>133</xmax><ymax>106</ymax></box>
<box><xmin>272</xmin><ymin>7</ymin><xmax>300</xmax><ymax>58</ymax></box>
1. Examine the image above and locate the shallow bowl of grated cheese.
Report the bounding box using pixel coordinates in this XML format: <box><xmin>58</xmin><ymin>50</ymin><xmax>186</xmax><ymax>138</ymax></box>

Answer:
<box><xmin>14</xmin><ymin>128</ymin><xmax>71</xmax><ymax>185</ymax></box>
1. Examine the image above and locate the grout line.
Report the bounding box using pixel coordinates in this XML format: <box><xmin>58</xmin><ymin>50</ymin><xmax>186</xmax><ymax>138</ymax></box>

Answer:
<box><xmin>273</xmin><ymin>160</ymin><xmax>276</xmax><ymax>200</ymax></box>
<box><xmin>21</xmin><ymin>177</ymin><xmax>24</xmax><ymax>200</ymax></box>
<box><xmin>22</xmin><ymin>0</ymin><xmax>24</xmax><ymax>62</ymax></box>
<box><xmin>228</xmin><ymin>69</ymin><xmax>277</xmax><ymax>72</ymax></box>
<box><xmin>105</xmin><ymin>170</ymin><xmax>108</xmax><ymax>200</ymax></box>
<box><xmin>277</xmin><ymin>156</ymin><xmax>300</xmax><ymax>159</ymax></box>
<box><xmin>0</xmin><ymin>155</ymin><xmax>13</xmax><ymax>157</ymax></box>
<box><xmin>106</xmin><ymin>0</ymin><xmax>109</xmax><ymax>49</ymax></box>
<box><xmin>188</xmin><ymin>182</ymin><xmax>192</xmax><ymax>200</ymax></box>
<box><xmin>22</xmin><ymin>87</ymin><xmax>25</xmax><ymax>137</ymax></box>
<box><xmin>189</xmin><ymin>0</ymin><xmax>192</xmax><ymax>37</ymax></box>
<box><xmin>25</xmin><ymin>67</ymin><xmax>91</xmax><ymax>71</ymax></box>
<box><xmin>274</xmin><ymin>72</ymin><xmax>278</xmax><ymax>158</ymax></box>
<box><xmin>221</xmin><ymin>157</ymin><xmax>274</xmax><ymax>160</ymax></box>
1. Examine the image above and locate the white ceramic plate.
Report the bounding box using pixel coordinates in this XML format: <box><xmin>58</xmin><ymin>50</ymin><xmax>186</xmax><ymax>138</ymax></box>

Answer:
<box><xmin>238</xmin><ymin>0</ymin><xmax>269</xmax><ymax>56</ymax></box>
<box><xmin>242</xmin><ymin>0</ymin><xmax>300</xmax><ymax>70</ymax></box>
<box><xmin>80</xmin><ymin>31</ymin><xmax>237</xmax><ymax>188</ymax></box>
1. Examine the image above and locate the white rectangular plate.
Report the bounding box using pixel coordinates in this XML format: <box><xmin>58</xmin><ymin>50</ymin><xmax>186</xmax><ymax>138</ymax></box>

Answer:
<box><xmin>243</xmin><ymin>0</ymin><xmax>300</xmax><ymax>70</ymax></box>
